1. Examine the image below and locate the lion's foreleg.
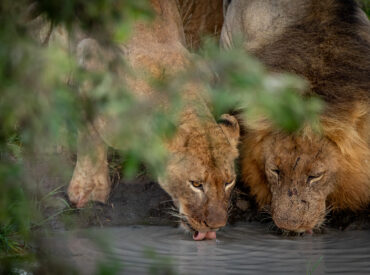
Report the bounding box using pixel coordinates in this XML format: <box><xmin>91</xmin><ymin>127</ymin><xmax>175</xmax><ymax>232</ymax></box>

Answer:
<box><xmin>68</xmin><ymin>38</ymin><xmax>113</xmax><ymax>207</ymax></box>
<box><xmin>68</xmin><ymin>124</ymin><xmax>111</xmax><ymax>207</ymax></box>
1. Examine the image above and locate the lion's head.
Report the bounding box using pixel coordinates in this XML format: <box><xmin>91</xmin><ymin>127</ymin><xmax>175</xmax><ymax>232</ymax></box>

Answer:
<box><xmin>241</xmin><ymin>105</ymin><xmax>370</xmax><ymax>233</ymax></box>
<box><xmin>260</xmin><ymin>132</ymin><xmax>339</xmax><ymax>232</ymax></box>
<box><xmin>159</xmin><ymin>113</ymin><xmax>239</xmax><ymax>240</ymax></box>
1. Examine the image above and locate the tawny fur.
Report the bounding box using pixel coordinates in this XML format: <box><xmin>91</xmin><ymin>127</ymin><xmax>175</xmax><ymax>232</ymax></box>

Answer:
<box><xmin>177</xmin><ymin>0</ymin><xmax>224</xmax><ymax>49</ymax></box>
<box><xmin>222</xmin><ymin>0</ymin><xmax>370</xmax><ymax>231</ymax></box>
<box><xmin>66</xmin><ymin>0</ymin><xmax>240</xmax><ymax>233</ymax></box>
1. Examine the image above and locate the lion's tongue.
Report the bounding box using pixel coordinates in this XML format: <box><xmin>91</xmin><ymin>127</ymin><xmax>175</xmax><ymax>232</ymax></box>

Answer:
<box><xmin>193</xmin><ymin>231</ymin><xmax>206</xmax><ymax>241</ymax></box>
<box><xmin>193</xmin><ymin>231</ymin><xmax>217</xmax><ymax>241</ymax></box>
<box><xmin>206</xmin><ymin>231</ymin><xmax>217</xmax><ymax>240</ymax></box>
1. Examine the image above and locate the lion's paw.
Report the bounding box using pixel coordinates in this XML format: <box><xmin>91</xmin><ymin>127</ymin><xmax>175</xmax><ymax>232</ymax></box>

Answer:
<box><xmin>68</xmin><ymin>172</ymin><xmax>111</xmax><ymax>208</ymax></box>
<box><xmin>68</xmin><ymin>179</ymin><xmax>94</xmax><ymax>208</ymax></box>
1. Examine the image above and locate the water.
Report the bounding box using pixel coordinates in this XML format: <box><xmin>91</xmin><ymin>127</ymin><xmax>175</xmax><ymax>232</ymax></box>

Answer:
<box><xmin>50</xmin><ymin>223</ymin><xmax>370</xmax><ymax>274</ymax></box>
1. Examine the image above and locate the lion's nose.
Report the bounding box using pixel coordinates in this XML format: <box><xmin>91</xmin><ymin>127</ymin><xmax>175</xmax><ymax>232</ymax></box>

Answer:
<box><xmin>274</xmin><ymin>219</ymin><xmax>300</xmax><ymax>231</ymax></box>
<box><xmin>204</xmin><ymin>219</ymin><xmax>227</xmax><ymax>229</ymax></box>
<box><xmin>204</xmin><ymin>209</ymin><xmax>227</xmax><ymax>229</ymax></box>
<box><xmin>273</xmin><ymin>215</ymin><xmax>302</xmax><ymax>231</ymax></box>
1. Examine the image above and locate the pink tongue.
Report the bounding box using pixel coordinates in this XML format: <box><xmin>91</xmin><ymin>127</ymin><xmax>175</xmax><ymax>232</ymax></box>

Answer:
<box><xmin>305</xmin><ymin>229</ymin><xmax>313</xmax><ymax>234</ymax></box>
<box><xmin>206</xmin><ymin>231</ymin><xmax>217</xmax><ymax>240</ymax></box>
<box><xmin>193</xmin><ymin>231</ymin><xmax>217</xmax><ymax>241</ymax></box>
<box><xmin>193</xmin><ymin>231</ymin><xmax>206</xmax><ymax>241</ymax></box>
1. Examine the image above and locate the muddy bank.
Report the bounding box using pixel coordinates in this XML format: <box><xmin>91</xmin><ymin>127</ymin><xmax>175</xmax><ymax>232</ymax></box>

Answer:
<box><xmin>25</xmin><ymin>153</ymin><xmax>370</xmax><ymax>232</ymax></box>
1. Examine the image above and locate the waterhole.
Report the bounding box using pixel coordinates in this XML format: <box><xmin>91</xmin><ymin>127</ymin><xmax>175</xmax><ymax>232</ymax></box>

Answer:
<box><xmin>48</xmin><ymin>222</ymin><xmax>370</xmax><ymax>274</ymax></box>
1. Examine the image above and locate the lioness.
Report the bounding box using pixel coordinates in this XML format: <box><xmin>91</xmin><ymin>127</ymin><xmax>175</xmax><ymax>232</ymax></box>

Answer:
<box><xmin>222</xmin><ymin>0</ymin><xmax>370</xmax><ymax>232</ymax></box>
<box><xmin>67</xmin><ymin>0</ymin><xmax>240</xmax><ymax>240</ymax></box>
<box><xmin>177</xmin><ymin>0</ymin><xmax>224</xmax><ymax>49</ymax></box>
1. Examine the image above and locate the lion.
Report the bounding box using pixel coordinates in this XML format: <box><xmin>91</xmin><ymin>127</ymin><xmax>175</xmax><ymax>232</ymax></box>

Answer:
<box><xmin>177</xmin><ymin>0</ymin><xmax>224</xmax><ymax>49</ymax></box>
<box><xmin>67</xmin><ymin>0</ymin><xmax>240</xmax><ymax>240</ymax></box>
<box><xmin>222</xmin><ymin>0</ymin><xmax>370</xmax><ymax>233</ymax></box>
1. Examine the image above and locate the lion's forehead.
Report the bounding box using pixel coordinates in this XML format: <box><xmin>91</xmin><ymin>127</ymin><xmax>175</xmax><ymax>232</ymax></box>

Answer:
<box><xmin>170</xmin><ymin>122</ymin><xmax>237</xmax><ymax>182</ymax></box>
<box><xmin>189</xmin><ymin>154</ymin><xmax>234</xmax><ymax>178</ymax></box>
<box><xmin>197</xmin><ymin>145</ymin><xmax>235</xmax><ymax>168</ymax></box>
<box><xmin>177</xmin><ymin>149</ymin><xmax>234</xmax><ymax>182</ymax></box>
<box><xmin>267</xmin><ymin>135</ymin><xmax>333</xmax><ymax>173</ymax></box>
<box><xmin>271</xmin><ymin>134</ymin><xmax>330</xmax><ymax>157</ymax></box>
<box><xmin>184</xmin><ymin>131</ymin><xmax>236</xmax><ymax>159</ymax></box>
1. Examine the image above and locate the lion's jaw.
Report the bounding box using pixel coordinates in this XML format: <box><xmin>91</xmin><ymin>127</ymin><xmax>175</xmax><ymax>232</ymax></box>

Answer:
<box><xmin>158</xmin><ymin>114</ymin><xmax>239</xmax><ymax>237</ymax></box>
<box><xmin>263</xmin><ymin>133</ymin><xmax>339</xmax><ymax>232</ymax></box>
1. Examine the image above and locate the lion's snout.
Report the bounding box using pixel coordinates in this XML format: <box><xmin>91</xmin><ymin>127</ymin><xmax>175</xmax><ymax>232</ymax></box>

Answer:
<box><xmin>204</xmin><ymin>208</ymin><xmax>228</xmax><ymax>229</ymax></box>
<box><xmin>184</xmin><ymin>206</ymin><xmax>228</xmax><ymax>232</ymax></box>
<box><xmin>271</xmin><ymin>198</ymin><xmax>324</xmax><ymax>232</ymax></box>
<box><xmin>272</xmin><ymin>214</ymin><xmax>303</xmax><ymax>232</ymax></box>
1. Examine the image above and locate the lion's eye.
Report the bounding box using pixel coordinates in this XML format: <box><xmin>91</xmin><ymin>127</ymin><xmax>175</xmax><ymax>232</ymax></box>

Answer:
<box><xmin>190</xmin><ymin>181</ymin><xmax>203</xmax><ymax>189</ymax></box>
<box><xmin>271</xmin><ymin>169</ymin><xmax>280</xmax><ymax>177</ymax></box>
<box><xmin>225</xmin><ymin>178</ymin><xmax>236</xmax><ymax>188</ymax></box>
<box><xmin>307</xmin><ymin>173</ymin><xmax>324</xmax><ymax>185</ymax></box>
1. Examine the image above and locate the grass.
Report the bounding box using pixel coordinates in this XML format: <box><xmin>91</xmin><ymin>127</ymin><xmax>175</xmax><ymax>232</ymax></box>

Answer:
<box><xmin>306</xmin><ymin>256</ymin><xmax>324</xmax><ymax>275</ymax></box>
<box><xmin>1</xmin><ymin>183</ymin><xmax>78</xmax><ymax>257</ymax></box>
<box><xmin>0</xmin><ymin>225</ymin><xmax>27</xmax><ymax>256</ymax></box>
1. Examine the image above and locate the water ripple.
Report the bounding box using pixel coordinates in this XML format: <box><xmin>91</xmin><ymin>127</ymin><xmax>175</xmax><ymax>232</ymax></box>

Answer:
<box><xmin>54</xmin><ymin>222</ymin><xmax>370</xmax><ymax>274</ymax></box>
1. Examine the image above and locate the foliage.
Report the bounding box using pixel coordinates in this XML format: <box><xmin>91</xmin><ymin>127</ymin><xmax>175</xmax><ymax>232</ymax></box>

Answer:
<box><xmin>359</xmin><ymin>0</ymin><xmax>370</xmax><ymax>18</ymax></box>
<box><xmin>0</xmin><ymin>0</ymin><xmax>156</xmax><ymax>271</ymax></box>
<box><xmin>306</xmin><ymin>256</ymin><xmax>324</xmax><ymax>275</ymax></box>
<box><xmin>0</xmin><ymin>0</ymin><xmax>342</xmax><ymax>272</ymax></box>
<box><xmin>143</xmin><ymin>248</ymin><xmax>176</xmax><ymax>275</ymax></box>
<box><xmin>195</xmin><ymin>39</ymin><xmax>322</xmax><ymax>132</ymax></box>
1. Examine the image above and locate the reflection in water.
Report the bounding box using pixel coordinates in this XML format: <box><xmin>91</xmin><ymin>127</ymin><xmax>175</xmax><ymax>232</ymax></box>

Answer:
<box><xmin>52</xmin><ymin>223</ymin><xmax>370</xmax><ymax>274</ymax></box>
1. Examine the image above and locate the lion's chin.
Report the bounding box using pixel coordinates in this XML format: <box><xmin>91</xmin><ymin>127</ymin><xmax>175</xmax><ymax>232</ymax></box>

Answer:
<box><xmin>272</xmin><ymin>209</ymin><xmax>326</xmax><ymax>235</ymax></box>
<box><xmin>276</xmin><ymin>222</ymin><xmax>322</xmax><ymax>235</ymax></box>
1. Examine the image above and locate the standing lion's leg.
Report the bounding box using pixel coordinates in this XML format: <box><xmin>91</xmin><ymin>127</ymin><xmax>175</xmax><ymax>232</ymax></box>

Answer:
<box><xmin>68</xmin><ymin>38</ymin><xmax>114</xmax><ymax>207</ymax></box>
<box><xmin>68</xmin><ymin>124</ymin><xmax>111</xmax><ymax>208</ymax></box>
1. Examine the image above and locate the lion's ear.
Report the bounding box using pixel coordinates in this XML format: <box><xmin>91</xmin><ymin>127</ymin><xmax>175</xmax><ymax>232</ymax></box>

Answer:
<box><xmin>218</xmin><ymin>114</ymin><xmax>240</xmax><ymax>148</ymax></box>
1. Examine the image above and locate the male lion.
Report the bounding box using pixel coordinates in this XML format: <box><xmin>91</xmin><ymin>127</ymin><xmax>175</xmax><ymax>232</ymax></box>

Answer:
<box><xmin>222</xmin><ymin>0</ymin><xmax>370</xmax><ymax>233</ymax></box>
<box><xmin>67</xmin><ymin>0</ymin><xmax>240</xmax><ymax>240</ymax></box>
